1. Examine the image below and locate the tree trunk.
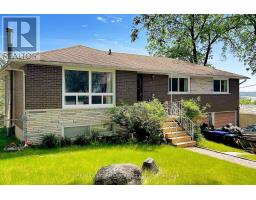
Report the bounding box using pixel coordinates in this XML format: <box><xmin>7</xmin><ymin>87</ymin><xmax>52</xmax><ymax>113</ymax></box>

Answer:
<box><xmin>204</xmin><ymin>44</ymin><xmax>212</xmax><ymax>66</ymax></box>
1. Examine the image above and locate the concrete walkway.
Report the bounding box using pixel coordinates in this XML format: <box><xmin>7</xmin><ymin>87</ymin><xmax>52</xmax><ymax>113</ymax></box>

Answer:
<box><xmin>187</xmin><ymin>147</ymin><xmax>256</xmax><ymax>169</ymax></box>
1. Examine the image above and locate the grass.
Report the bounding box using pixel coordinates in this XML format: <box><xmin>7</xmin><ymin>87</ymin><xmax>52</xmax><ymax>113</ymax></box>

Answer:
<box><xmin>0</xmin><ymin>130</ymin><xmax>256</xmax><ymax>185</ymax></box>
<box><xmin>198</xmin><ymin>138</ymin><xmax>256</xmax><ymax>161</ymax></box>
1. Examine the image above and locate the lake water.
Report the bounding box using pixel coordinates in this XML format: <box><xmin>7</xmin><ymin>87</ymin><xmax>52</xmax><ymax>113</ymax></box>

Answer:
<box><xmin>240</xmin><ymin>92</ymin><xmax>256</xmax><ymax>100</ymax></box>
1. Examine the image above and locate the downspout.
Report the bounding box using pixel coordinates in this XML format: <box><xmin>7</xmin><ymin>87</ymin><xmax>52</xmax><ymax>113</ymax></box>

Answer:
<box><xmin>237</xmin><ymin>79</ymin><xmax>247</xmax><ymax>126</ymax></box>
<box><xmin>170</xmin><ymin>73</ymin><xmax>172</xmax><ymax>115</ymax></box>
<box><xmin>8</xmin><ymin>68</ymin><xmax>26</xmax><ymax>141</ymax></box>
<box><xmin>6</xmin><ymin>28</ymin><xmax>13</xmax><ymax>136</ymax></box>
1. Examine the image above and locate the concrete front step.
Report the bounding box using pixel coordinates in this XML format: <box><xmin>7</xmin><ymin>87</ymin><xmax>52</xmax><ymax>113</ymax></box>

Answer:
<box><xmin>168</xmin><ymin>135</ymin><xmax>192</xmax><ymax>144</ymax></box>
<box><xmin>173</xmin><ymin>141</ymin><xmax>196</xmax><ymax>148</ymax></box>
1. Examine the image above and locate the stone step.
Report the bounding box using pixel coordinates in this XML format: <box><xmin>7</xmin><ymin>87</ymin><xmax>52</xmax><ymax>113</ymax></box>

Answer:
<box><xmin>162</xmin><ymin>126</ymin><xmax>183</xmax><ymax>133</ymax></box>
<box><xmin>164</xmin><ymin>131</ymin><xmax>187</xmax><ymax>138</ymax></box>
<box><xmin>168</xmin><ymin>135</ymin><xmax>192</xmax><ymax>144</ymax></box>
<box><xmin>173</xmin><ymin>141</ymin><xmax>196</xmax><ymax>148</ymax></box>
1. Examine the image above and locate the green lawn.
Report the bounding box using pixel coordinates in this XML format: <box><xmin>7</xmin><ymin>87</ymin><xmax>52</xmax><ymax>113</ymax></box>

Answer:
<box><xmin>198</xmin><ymin>138</ymin><xmax>256</xmax><ymax>161</ymax></box>
<box><xmin>0</xmin><ymin>131</ymin><xmax>256</xmax><ymax>185</ymax></box>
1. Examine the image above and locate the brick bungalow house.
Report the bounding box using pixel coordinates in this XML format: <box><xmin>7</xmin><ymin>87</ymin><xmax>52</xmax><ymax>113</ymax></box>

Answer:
<box><xmin>0</xmin><ymin>45</ymin><xmax>248</xmax><ymax>144</ymax></box>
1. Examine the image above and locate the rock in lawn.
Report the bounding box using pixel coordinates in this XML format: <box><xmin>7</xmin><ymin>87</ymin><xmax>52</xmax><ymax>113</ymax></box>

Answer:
<box><xmin>94</xmin><ymin>164</ymin><xmax>142</xmax><ymax>185</ymax></box>
<box><xmin>142</xmin><ymin>157</ymin><xmax>159</xmax><ymax>173</ymax></box>
<box><xmin>4</xmin><ymin>142</ymin><xmax>18</xmax><ymax>152</ymax></box>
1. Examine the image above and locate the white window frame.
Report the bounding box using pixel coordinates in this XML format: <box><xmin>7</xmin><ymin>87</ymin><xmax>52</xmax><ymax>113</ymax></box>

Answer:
<box><xmin>168</xmin><ymin>75</ymin><xmax>190</xmax><ymax>94</ymax></box>
<box><xmin>213</xmin><ymin>78</ymin><xmax>229</xmax><ymax>94</ymax></box>
<box><xmin>62</xmin><ymin>66</ymin><xmax>116</xmax><ymax>109</ymax></box>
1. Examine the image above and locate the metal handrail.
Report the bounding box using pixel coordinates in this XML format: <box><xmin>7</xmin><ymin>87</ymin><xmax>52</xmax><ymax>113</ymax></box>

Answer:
<box><xmin>167</xmin><ymin>101</ymin><xmax>195</xmax><ymax>140</ymax></box>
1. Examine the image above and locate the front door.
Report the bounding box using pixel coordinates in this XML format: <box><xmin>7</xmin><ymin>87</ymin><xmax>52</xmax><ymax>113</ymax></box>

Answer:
<box><xmin>137</xmin><ymin>74</ymin><xmax>143</xmax><ymax>101</ymax></box>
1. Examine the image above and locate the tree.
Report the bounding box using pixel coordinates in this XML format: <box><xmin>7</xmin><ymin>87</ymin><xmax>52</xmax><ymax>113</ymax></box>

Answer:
<box><xmin>131</xmin><ymin>15</ymin><xmax>245</xmax><ymax>67</ymax></box>
<box><xmin>224</xmin><ymin>15</ymin><xmax>256</xmax><ymax>74</ymax></box>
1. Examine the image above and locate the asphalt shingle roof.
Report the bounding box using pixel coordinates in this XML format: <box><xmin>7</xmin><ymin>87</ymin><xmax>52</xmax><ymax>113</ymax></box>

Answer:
<box><xmin>27</xmin><ymin>45</ymin><xmax>248</xmax><ymax>79</ymax></box>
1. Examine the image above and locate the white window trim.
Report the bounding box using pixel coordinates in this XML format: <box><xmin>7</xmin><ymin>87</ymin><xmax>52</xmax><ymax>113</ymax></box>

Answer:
<box><xmin>212</xmin><ymin>78</ymin><xmax>229</xmax><ymax>94</ymax></box>
<box><xmin>62</xmin><ymin>66</ymin><xmax>116</xmax><ymax>109</ymax></box>
<box><xmin>168</xmin><ymin>75</ymin><xmax>190</xmax><ymax>94</ymax></box>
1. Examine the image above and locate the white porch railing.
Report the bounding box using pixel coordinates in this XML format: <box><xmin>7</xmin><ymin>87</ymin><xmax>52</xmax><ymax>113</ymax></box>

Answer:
<box><xmin>167</xmin><ymin>101</ymin><xmax>195</xmax><ymax>140</ymax></box>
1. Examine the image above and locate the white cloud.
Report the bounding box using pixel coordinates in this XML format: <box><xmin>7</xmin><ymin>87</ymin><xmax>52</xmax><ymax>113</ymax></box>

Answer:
<box><xmin>109</xmin><ymin>16</ymin><xmax>123</xmax><ymax>23</ymax></box>
<box><xmin>81</xmin><ymin>24</ymin><xmax>88</xmax><ymax>28</ymax></box>
<box><xmin>96</xmin><ymin>16</ymin><xmax>107</xmax><ymax>23</ymax></box>
<box><xmin>96</xmin><ymin>16</ymin><xmax>123</xmax><ymax>24</ymax></box>
<box><xmin>96</xmin><ymin>38</ymin><xmax>105</xmax><ymax>41</ymax></box>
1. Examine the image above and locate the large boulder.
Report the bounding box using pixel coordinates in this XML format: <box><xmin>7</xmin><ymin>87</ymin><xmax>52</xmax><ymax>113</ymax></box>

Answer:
<box><xmin>94</xmin><ymin>164</ymin><xmax>142</xmax><ymax>185</ymax></box>
<box><xmin>142</xmin><ymin>158</ymin><xmax>159</xmax><ymax>173</ymax></box>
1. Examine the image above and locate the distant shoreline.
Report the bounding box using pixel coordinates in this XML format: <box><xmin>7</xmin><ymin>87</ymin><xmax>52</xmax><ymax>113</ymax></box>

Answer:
<box><xmin>240</xmin><ymin>92</ymin><xmax>256</xmax><ymax>100</ymax></box>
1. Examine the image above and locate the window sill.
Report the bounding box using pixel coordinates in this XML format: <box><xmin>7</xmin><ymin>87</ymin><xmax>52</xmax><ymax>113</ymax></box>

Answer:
<box><xmin>168</xmin><ymin>92</ymin><xmax>190</xmax><ymax>95</ymax></box>
<box><xmin>212</xmin><ymin>92</ymin><xmax>230</xmax><ymax>94</ymax></box>
<box><xmin>63</xmin><ymin>104</ymin><xmax>115</xmax><ymax>109</ymax></box>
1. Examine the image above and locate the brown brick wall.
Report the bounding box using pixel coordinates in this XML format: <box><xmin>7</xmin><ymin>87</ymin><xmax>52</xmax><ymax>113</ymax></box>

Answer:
<box><xmin>24</xmin><ymin>64</ymin><xmax>62</xmax><ymax>109</ymax></box>
<box><xmin>116</xmin><ymin>70</ymin><xmax>137</xmax><ymax>105</ymax></box>
<box><xmin>142</xmin><ymin>74</ymin><xmax>239</xmax><ymax>112</ymax></box>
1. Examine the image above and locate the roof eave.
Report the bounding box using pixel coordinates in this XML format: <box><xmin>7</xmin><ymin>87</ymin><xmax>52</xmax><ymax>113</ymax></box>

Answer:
<box><xmin>8</xmin><ymin>59</ymin><xmax>250</xmax><ymax>80</ymax></box>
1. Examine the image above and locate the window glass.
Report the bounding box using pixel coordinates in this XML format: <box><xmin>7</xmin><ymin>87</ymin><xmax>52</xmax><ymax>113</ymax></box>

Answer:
<box><xmin>91</xmin><ymin>123</ymin><xmax>115</xmax><ymax>136</ymax></box>
<box><xmin>103</xmin><ymin>96</ymin><xmax>113</xmax><ymax>104</ymax></box>
<box><xmin>169</xmin><ymin>77</ymin><xmax>188</xmax><ymax>92</ymax></box>
<box><xmin>92</xmin><ymin>72</ymin><xmax>112</xmax><ymax>93</ymax></box>
<box><xmin>179</xmin><ymin>78</ymin><xmax>188</xmax><ymax>92</ymax></box>
<box><xmin>64</xmin><ymin>126</ymin><xmax>90</xmax><ymax>139</ymax></box>
<box><xmin>65</xmin><ymin>70</ymin><xmax>89</xmax><ymax>93</ymax></box>
<box><xmin>171</xmin><ymin>78</ymin><xmax>178</xmax><ymax>92</ymax></box>
<box><xmin>214</xmin><ymin>80</ymin><xmax>220</xmax><ymax>92</ymax></box>
<box><xmin>92</xmin><ymin>96</ymin><xmax>102</xmax><ymax>104</ymax></box>
<box><xmin>78</xmin><ymin>96</ymin><xmax>89</xmax><ymax>105</ymax></box>
<box><xmin>65</xmin><ymin>96</ymin><xmax>76</xmax><ymax>105</ymax></box>
<box><xmin>221</xmin><ymin>80</ymin><xmax>227</xmax><ymax>92</ymax></box>
<box><xmin>64</xmin><ymin>70</ymin><xmax>114</xmax><ymax>106</ymax></box>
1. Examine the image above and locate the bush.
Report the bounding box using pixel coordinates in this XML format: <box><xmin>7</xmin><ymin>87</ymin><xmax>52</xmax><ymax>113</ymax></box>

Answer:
<box><xmin>110</xmin><ymin>98</ymin><xmax>167</xmax><ymax>144</ymax></box>
<box><xmin>240</xmin><ymin>98</ymin><xmax>256</xmax><ymax>105</ymax></box>
<box><xmin>74</xmin><ymin>134</ymin><xmax>91</xmax><ymax>146</ymax></box>
<box><xmin>42</xmin><ymin>134</ymin><xmax>60</xmax><ymax>148</ymax></box>
<box><xmin>60</xmin><ymin>137</ymin><xmax>72</xmax><ymax>147</ymax></box>
<box><xmin>194</xmin><ymin>126</ymin><xmax>204</xmax><ymax>142</ymax></box>
<box><xmin>181</xmin><ymin>97</ymin><xmax>209</xmax><ymax>124</ymax></box>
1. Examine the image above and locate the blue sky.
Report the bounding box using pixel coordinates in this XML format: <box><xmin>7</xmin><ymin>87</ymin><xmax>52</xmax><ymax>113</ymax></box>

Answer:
<box><xmin>0</xmin><ymin>14</ymin><xmax>255</xmax><ymax>92</ymax></box>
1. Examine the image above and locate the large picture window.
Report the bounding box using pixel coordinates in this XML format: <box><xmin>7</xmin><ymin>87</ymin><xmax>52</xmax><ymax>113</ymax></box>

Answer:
<box><xmin>168</xmin><ymin>76</ymin><xmax>189</xmax><ymax>93</ymax></box>
<box><xmin>213</xmin><ymin>79</ymin><xmax>228</xmax><ymax>93</ymax></box>
<box><xmin>64</xmin><ymin>69</ymin><xmax>114</xmax><ymax>107</ymax></box>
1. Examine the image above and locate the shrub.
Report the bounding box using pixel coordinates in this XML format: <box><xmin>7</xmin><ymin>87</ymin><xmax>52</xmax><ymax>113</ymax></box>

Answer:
<box><xmin>41</xmin><ymin>134</ymin><xmax>60</xmax><ymax>148</ymax></box>
<box><xmin>194</xmin><ymin>126</ymin><xmax>204</xmax><ymax>142</ymax></box>
<box><xmin>181</xmin><ymin>97</ymin><xmax>209</xmax><ymax>124</ymax></box>
<box><xmin>104</xmin><ymin>135</ymin><xmax>127</xmax><ymax>144</ymax></box>
<box><xmin>60</xmin><ymin>137</ymin><xmax>72</xmax><ymax>147</ymax></box>
<box><xmin>110</xmin><ymin>98</ymin><xmax>167</xmax><ymax>144</ymax></box>
<box><xmin>74</xmin><ymin>134</ymin><xmax>91</xmax><ymax>146</ymax></box>
<box><xmin>240</xmin><ymin>98</ymin><xmax>256</xmax><ymax>105</ymax></box>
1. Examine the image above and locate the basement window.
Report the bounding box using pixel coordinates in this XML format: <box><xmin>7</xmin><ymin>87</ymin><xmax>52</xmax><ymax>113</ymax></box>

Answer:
<box><xmin>213</xmin><ymin>79</ymin><xmax>228</xmax><ymax>93</ymax></box>
<box><xmin>64</xmin><ymin>126</ymin><xmax>90</xmax><ymax>139</ymax></box>
<box><xmin>63</xmin><ymin>69</ymin><xmax>115</xmax><ymax>107</ymax></box>
<box><xmin>63</xmin><ymin>123</ymin><xmax>116</xmax><ymax>139</ymax></box>
<box><xmin>168</xmin><ymin>76</ymin><xmax>190</xmax><ymax>93</ymax></box>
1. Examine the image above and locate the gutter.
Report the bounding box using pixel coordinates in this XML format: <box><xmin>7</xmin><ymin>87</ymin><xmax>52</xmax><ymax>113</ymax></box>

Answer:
<box><xmin>239</xmin><ymin>79</ymin><xmax>247</xmax><ymax>85</ymax></box>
